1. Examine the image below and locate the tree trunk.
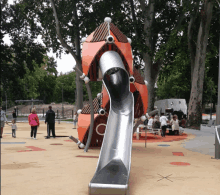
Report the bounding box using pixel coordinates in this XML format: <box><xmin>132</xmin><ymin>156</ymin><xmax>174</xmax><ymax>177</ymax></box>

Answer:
<box><xmin>143</xmin><ymin>53</ymin><xmax>157</xmax><ymax>112</ymax></box>
<box><xmin>73</xmin><ymin>3</ymin><xmax>83</xmax><ymax>110</ymax></box>
<box><xmin>140</xmin><ymin>0</ymin><xmax>156</xmax><ymax>113</ymax></box>
<box><xmin>187</xmin><ymin>1</ymin><xmax>200</xmax><ymax>82</ymax></box>
<box><xmin>50</xmin><ymin>0</ymin><xmax>84</xmax><ymax>110</ymax></box>
<box><xmin>187</xmin><ymin>0</ymin><xmax>214</xmax><ymax>127</ymax></box>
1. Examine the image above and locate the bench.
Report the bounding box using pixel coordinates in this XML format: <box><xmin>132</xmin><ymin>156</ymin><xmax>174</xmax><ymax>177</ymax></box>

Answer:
<box><xmin>135</xmin><ymin>125</ymin><xmax>161</xmax><ymax>139</ymax></box>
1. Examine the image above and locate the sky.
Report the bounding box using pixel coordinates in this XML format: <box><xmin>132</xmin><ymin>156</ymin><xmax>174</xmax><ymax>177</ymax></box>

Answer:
<box><xmin>4</xmin><ymin>0</ymin><xmax>76</xmax><ymax>75</ymax></box>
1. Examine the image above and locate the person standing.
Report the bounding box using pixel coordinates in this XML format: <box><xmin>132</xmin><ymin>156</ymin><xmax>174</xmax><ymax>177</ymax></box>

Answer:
<box><xmin>7</xmin><ymin>119</ymin><xmax>17</xmax><ymax>138</ymax></box>
<box><xmin>180</xmin><ymin>115</ymin><xmax>187</xmax><ymax>128</ymax></box>
<box><xmin>73</xmin><ymin>111</ymin><xmax>78</xmax><ymax>129</ymax></box>
<box><xmin>147</xmin><ymin>115</ymin><xmax>154</xmax><ymax>129</ymax></box>
<box><xmin>12</xmin><ymin>110</ymin><xmax>17</xmax><ymax>123</ymax></box>
<box><xmin>28</xmin><ymin>108</ymin><xmax>40</xmax><ymax>140</ymax></box>
<box><xmin>45</xmin><ymin>106</ymin><xmax>56</xmax><ymax>139</ymax></box>
<box><xmin>0</xmin><ymin>107</ymin><xmax>8</xmax><ymax>138</ymax></box>
<box><xmin>160</xmin><ymin>113</ymin><xmax>168</xmax><ymax>137</ymax></box>
<box><xmin>170</xmin><ymin>115</ymin><xmax>180</xmax><ymax>135</ymax></box>
<box><xmin>152</xmin><ymin>115</ymin><xmax>161</xmax><ymax>129</ymax></box>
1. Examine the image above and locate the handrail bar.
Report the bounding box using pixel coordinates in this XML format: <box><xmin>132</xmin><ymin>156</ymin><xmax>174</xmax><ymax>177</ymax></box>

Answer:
<box><xmin>215</xmin><ymin>126</ymin><xmax>220</xmax><ymax>144</ymax></box>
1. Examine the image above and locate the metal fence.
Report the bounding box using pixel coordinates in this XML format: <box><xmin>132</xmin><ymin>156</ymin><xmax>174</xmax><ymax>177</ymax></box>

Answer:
<box><xmin>6</xmin><ymin>107</ymin><xmax>76</xmax><ymax>119</ymax></box>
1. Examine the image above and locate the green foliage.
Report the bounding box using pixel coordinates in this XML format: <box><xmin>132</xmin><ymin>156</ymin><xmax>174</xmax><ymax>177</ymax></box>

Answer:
<box><xmin>83</xmin><ymin>81</ymin><xmax>103</xmax><ymax>101</ymax></box>
<box><xmin>156</xmin><ymin>25</ymin><xmax>191</xmax><ymax>102</ymax></box>
<box><xmin>1</xmin><ymin>0</ymin><xmax>219</xmax><ymax>109</ymax></box>
<box><xmin>53</xmin><ymin>72</ymin><xmax>76</xmax><ymax>103</ymax></box>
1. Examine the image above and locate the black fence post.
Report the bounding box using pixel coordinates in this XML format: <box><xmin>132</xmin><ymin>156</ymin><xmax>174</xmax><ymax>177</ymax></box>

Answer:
<box><xmin>30</xmin><ymin>108</ymin><xmax>31</xmax><ymax>113</ymax></box>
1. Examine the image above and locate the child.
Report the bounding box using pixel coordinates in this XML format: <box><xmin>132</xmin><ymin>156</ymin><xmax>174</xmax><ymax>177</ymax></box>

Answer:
<box><xmin>73</xmin><ymin>111</ymin><xmax>78</xmax><ymax>129</ymax></box>
<box><xmin>8</xmin><ymin>119</ymin><xmax>17</xmax><ymax>138</ymax></box>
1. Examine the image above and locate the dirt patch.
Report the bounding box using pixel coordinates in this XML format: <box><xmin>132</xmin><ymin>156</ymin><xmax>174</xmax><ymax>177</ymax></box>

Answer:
<box><xmin>5</xmin><ymin>147</ymin><xmax>26</xmax><ymax>151</ymax></box>
<box><xmin>1</xmin><ymin>162</ymin><xmax>41</xmax><ymax>170</ymax></box>
<box><xmin>55</xmin><ymin>127</ymin><xmax>66</xmax><ymax>130</ymax></box>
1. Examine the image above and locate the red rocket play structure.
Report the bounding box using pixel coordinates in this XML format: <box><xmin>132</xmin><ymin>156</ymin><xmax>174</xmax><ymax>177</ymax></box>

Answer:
<box><xmin>76</xmin><ymin>18</ymin><xmax>148</xmax><ymax>148</ymax></box>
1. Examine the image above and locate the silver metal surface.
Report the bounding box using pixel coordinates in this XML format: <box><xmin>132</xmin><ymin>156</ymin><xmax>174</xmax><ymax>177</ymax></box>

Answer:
<box><xmin>216</xmin><ymin>28</ymin><xmax>220</xmax><ymax>125</ymax></box>
<box><xmin>89</xmin><ymin>51</ymin><xmax>134</xmax><ymax>195</ymax></box>
<box><xmin>215</xmin><ymin>126</ymin><xmax>220</xmax><ymax>159</ymax></box>
<box><xmin>99</xmin><ymin>51</ymin><xmax>126</xmax><ymax>75</ymax></box>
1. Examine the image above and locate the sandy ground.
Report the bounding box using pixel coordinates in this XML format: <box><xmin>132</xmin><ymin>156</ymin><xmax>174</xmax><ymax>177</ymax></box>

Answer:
<box><xmin>1</xmin><ymin>121</ymin><xmax>220</xmax><ymax>195</ymax></box>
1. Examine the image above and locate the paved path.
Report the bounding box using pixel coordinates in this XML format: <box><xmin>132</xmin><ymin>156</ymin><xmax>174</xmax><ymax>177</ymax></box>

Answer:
<box><xmin>181</xmin><ymin>128</ymin><xmax>216</xmax><ymax>157</ymax></box>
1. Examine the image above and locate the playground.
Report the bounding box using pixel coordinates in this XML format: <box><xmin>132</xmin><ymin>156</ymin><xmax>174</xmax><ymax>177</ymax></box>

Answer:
<box><xmin>1</xmin><ymin>13</ymin><xmax>220</xmax><ymax>195</ymax></box>
<box><xmin>1</xmin><ymin>121</ymin><xmax>220</xmax><ymax>195</ymax></box>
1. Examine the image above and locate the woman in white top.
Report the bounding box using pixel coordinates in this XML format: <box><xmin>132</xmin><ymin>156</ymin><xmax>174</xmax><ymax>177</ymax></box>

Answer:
<box><xmin>160</xmin><ymin>113</ymin><xmax>168</xmax><ymax>137</ymax></box>
<box><xmin>0</xmin><ymin>107</ymin><xmax>8</xmax><ymax>138</ymax></box>
<box><xmin>147</xmin><ymin>116</ymin><xmax>154</xmax><ymax>129</ymax></box>
<box><xmin>170</xmin><ymin>115</ymin><xmax>179</xmax><ymax>135</ymax></box>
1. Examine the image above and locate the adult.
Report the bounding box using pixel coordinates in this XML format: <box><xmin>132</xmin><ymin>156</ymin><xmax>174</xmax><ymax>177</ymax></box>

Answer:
<box><xmin>14</xmin><ymin>106</ymin><xmax>17</xmax><ymax>115</ymax></box>
<box><xmin>12</xmin><ymin>110</ymin><xmax>17</xmax><ymax>123</ymax></box>
<box><xmin>152</xmin><ymin>115</ymin><xmax>161</xmax><ymax>129</ymax></box>
<box><xmin>180</xmin><ymin>115</ymin><xmax>187</xmax><ymax>128</ymax></box>
<box><xmin>147</xmin><ymin>115</ymin><xmax>154</xmax><ymax>129</ymax></box>
<box><xmin>28</xmin><ymin>108</ymin><xmax>40</xmax><ymax>140</ymax></box>
<box><xmin>170</xmin><ymin>115</ymin><xmax>180</xmax><ymax>135</ymax></box>
<box><xmin>45</xmin><ymin>106</ymin><xmax>56</xmax><ymax>139</ymax></box>
<box><xmin>160</xmin><ymin>113</ymin><xmax>168</xmax><ymax>137</ymax></box>
<box><xmin>0</xmin><ymin>107</ymin><xmax>8</xmax><ymax>138</ymax></box>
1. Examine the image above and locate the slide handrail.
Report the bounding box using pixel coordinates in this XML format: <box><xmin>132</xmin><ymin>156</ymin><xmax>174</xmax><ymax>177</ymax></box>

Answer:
<box><xmin>215</xmin><ymin>126</ymin><xmax>220</xmax><ymax>144</ymax></box>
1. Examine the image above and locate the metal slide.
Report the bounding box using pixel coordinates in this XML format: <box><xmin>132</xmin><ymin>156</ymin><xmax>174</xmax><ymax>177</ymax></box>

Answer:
<box><xmin>89</xmin><ymin>51</ymin><xmax>134</xmax><ymax>195</ymax></box>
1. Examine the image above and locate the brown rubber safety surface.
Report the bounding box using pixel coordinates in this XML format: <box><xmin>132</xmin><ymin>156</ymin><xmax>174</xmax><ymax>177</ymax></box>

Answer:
<box><xmin>1</xmin><ymin>121</ymin><xmax>220</xmax><ymax>195</ymax></box>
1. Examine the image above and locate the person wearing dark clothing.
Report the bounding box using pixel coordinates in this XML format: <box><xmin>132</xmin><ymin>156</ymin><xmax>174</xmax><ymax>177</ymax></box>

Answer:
<box><xmin>45</xmin><ymin>106</ymin><xmax>56</xmax><ymax>139</ymax></box>
<box><xmin>180</xmin><ymin>115</ymin><xmax>187</xmax><ymax>128</ymax></box>
<box><xmin>12</xmin><ymin>111</ymin><xmax>17</xmax><ymax>123</ymax></box>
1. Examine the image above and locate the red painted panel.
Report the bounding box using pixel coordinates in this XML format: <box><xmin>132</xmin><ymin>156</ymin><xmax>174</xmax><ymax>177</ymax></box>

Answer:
<box><xmin>82</xmin><ymin>41</ymin><xmax>105</xmax><ymax>75</ymax></box>
<box><xmin>114</xmin><ymin>42</ymin><xmax>133</xmax><ymax>75</ymax></box>
<box><xmin>134</xmin><ymin>82</ymin><xmax>148</xmax><ymax>113</ymax></box>
<box><xmin>101</xmin><ymin>86</ymin><xmax>110</xmax><ymax>108</ymax></box>
<box><xmin>130</xmin><ymin>83</ymin><xmax>136</xmax><ymax>93</ymax></box>
<box><xmin>77</xmin><ymin>114</ymin><xmax>99</xmax><ymax>142</ymax></box>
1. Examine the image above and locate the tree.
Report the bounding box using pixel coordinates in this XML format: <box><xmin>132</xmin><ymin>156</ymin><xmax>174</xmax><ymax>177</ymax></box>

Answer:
<box><xmin>127</xmin><ymin>0</ymin><xmax>187</xmax><ymax>112</ymax></box>
<box><xmin>187</xmin><ymin>0</ymin><xmax>215</xmax><ymax>126</ymax></box>
<box><xmin>14</xmin><ymin>0</ymin><xmax>103</xmax><ymax>110</ymax></box>
<box><xmin>38</xmin><ymin>56</ymin><xmax>58</xmax><ymax>103</ymax></box>
<box><xmin>53</xmin><ymin>72</ymin><xmax>76</xmax><ymax>103</ymax></box>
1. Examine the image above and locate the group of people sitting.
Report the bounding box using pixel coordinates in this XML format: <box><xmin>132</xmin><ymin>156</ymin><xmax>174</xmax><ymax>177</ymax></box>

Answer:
<box><xmin>144</xmin><ymin>113</ymin><xmax>187</xmax><ymax>137</ymax></box>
